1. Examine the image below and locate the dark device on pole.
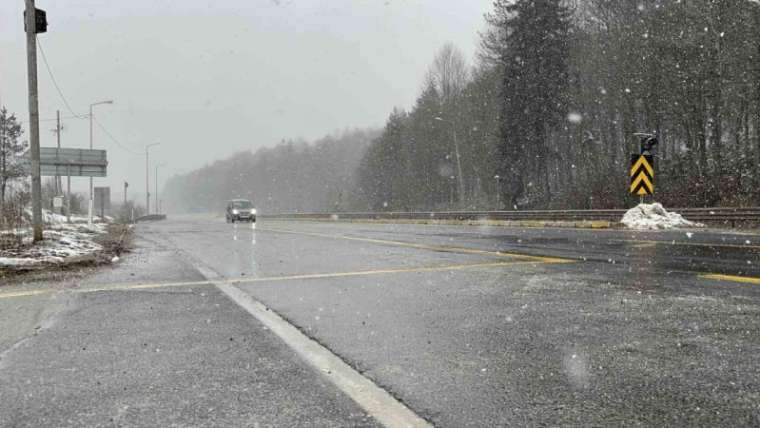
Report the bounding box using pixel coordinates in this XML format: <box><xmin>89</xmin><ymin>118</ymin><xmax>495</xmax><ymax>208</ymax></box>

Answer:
<box><xmin>629</xmin><ymin>133</ymin><xmax>658</xmax><ymax>197</ymax></box>
<box><xmin>634</xmin><ymin>132</ymin><xmax>659</xmax><ymax>155</ymax></box>
<box><xmin>23</xmin><ymin>8</ymin><xmax>47</xmax><ymax>33</ymax></box>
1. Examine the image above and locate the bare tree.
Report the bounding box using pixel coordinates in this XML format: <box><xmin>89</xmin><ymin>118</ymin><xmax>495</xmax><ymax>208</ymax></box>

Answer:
<box><xmin>428</xmin><ymin>43</ymin><xmax>469</xmax><ymax>102</ymax></box>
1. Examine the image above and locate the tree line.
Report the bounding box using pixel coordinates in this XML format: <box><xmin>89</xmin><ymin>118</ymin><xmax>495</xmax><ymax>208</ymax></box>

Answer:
<box><xmin>358</xmin><ymin>0</ymin><xmax>760</xmax><ymax>211</ymax></box>
<box><xmin>166</xmin><ymin>0</ymin><xmax>760</xmax><ymax>213</ymax></box>
<box><xmin>163</xmin><ymin>129</ymin><xmax>377</xmax><ymax>213</ymax></box>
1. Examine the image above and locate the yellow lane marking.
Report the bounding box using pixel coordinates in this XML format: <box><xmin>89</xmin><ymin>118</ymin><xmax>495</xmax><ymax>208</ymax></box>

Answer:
<box><xmin>225</xmin><ymin>260</ymin><xmax>540</xmax><ymax>284</ymax></box>
<box><xmin>699</xmin><ymin>274</ymin><xmax>760</xmax><ymax>285</ymax></box>
<box><xmin>70</xmin><ymin>279</ymin><xmax>216</xmax><ymax>294</ymax></box>
<box><xmin>0</xmin><ymin>260</ymin><xmax>543</xmax><ymax>301</ymax></box>
<box><xmin>0</xmin><ymin>289</ymin><xmax>53</xmax><ymax>299</ymax></box>
<box><xmin>614</xmin><ymin>239</ymin><xmax>760</xmax><ymax>251</ymax></box>
<box><xmin>259</xmin><ymin>227</ymin><xmax>576</xmax><ymax>264</ymax></box>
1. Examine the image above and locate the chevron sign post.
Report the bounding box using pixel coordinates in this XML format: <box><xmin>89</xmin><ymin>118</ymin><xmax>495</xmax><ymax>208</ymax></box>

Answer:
<box><xmin>630</xmin><ymin>154</ymin><xmax>654</xmax><ymax>196</ymax></box>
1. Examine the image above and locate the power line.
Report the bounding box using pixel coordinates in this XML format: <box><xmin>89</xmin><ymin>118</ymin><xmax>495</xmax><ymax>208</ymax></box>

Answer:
<box><xmin>21</xmin><ymin>115</ymin><xmax>83</xmax><ymax>124</ymax></box>
<box><xmin>35</xmin><ymin>36</ymin><xmax>141</xmax><ymax>157</ymax></box>
<box><xmin>92</xmin><ymin>117</ymin><xmax>142</xmax><ymax>156</ymax></box>
<box><xmin>36</xmin><ymin>36</ymin><xmax>84</xmax><ymax>119</ymax></box>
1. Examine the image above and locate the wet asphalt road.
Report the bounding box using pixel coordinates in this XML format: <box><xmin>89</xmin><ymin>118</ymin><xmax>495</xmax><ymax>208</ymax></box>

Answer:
<box><xmin>1</xmin><ymin>216</ymin><xmax>760</xmax><ymax>426</ymax></box>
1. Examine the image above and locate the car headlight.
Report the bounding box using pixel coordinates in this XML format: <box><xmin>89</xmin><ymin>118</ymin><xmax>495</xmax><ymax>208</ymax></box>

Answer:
<box><xmin>251</xmin><ymin>208</ymin><xmax>257</xmax><ymax>215</ymax></box>
<box><xmin>232</xmin><ymin>209</ymin><xmax>239</xmax><ymax>214</ymax></box>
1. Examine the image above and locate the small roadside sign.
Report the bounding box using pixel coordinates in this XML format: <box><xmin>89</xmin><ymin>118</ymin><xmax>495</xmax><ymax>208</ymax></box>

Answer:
<box><xmin>53</xmin><ymin>196</ymin><xmax>63</xmax><ymax>208</ymax></box>
<box><xmin>94</xmin><ymin>187</ymin><xmax>111</xmax><ymax>218</ymax></box>
<box><xmin>630</xmin><ymin>154</ymin><xmax>654</xmax><ymax>196</ymax></box>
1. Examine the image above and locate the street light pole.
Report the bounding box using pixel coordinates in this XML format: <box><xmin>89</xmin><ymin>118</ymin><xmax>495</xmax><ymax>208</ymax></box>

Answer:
<box><xmin>452</xmin><ymin>128</ymin><xmax>465</xmax><ymax>203</ymax></box>
<box><xmin>449</xmin><ymin>175</ymin><xmax>455</xmax><ymax>205</ymax></box>
<box><xmin>155</xmin><ymin>163</ymin><xmax>165</xmax><ymax>215</ymax></box>
<box><xmin>435</xmin><ymin>117</ymin><xmax>465</xmax><ymax>204</ymax></box>
<box><xmin>88</xmin><ymin>100</ymin><xmax>113</xmax><ymax>224</ymax></box>
<box><xmin>145</xmin><ymin>143</ymin><xmax>160</xmax><ymax>215</ymax></box>
<box><xmin>494</xmin><ymin>175</ymin><xmax>501</xmax><ymax>209</ymax></box>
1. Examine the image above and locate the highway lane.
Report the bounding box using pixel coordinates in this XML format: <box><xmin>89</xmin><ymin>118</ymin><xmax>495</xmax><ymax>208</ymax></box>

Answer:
<box><xmin>144</xmin><ymin>217</ymin><xmax>760</xmax><ymax>426</ymax></box>
<box><xmin>0</xmin><ymin>224</ymin><xmax>379</xmax><ymax>428</ymax></box>
<box><xmin>1</xmin><ymin>216</ymin><xmax>759</xmax><ymax>426</ymax></box>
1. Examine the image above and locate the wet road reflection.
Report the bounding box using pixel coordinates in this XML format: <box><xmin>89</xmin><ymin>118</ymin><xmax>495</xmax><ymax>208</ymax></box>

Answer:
<box><xmin>227</xmin><ymin>221</ymin><xmax>259</xmax><ymax>279</ymax></box>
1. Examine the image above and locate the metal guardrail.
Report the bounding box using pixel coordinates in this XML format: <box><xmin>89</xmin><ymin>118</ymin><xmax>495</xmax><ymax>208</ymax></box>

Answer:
<box><xmin>262</xmin><ymin>207</ymin><xmax>760</xmax><ymax>226</ymax></box>
<box><xmin>135</xmin><ymin>214</ymin><xmax>167</xmax><ymax>222</ymax></box>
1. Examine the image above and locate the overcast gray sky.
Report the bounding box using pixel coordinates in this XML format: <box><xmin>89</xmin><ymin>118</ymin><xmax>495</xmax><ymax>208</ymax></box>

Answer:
<box><xmin>1</xmin><ymin>0</ymin><xmax>493</xmax><ymax>202</ymax></box>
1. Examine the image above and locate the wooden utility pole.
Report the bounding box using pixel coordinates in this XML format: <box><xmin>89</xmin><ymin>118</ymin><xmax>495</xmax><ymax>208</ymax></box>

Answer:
<box><xmin>55</xmin><ymin>109</ymin><xmax>61</xmax><ymax>195</ymax></box>
<box><xmin>25</xmin><ymin>0</ymin><xmax>43</xmax><ymax>242</ymax></box>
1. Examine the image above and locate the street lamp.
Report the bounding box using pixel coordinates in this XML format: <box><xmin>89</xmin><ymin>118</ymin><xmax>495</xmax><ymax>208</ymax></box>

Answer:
<box><xmin>145</xmin><ymin>142</ymin><xmax>160</xmax><ymax>216</ymax></box>
<box><xmin>435</xmin><ymin>116</ymin><xmax>465</xmax><ymax>204</ymax></box>
<box><xmin>155</xmin><ymin>162</ymin><xmax>166</xmax><ymax>215</ymax></box>
<box><xmin>494</xmin><ymin>174</ymin><xmax>501</xmax><ymax>209</ymax></box>
<box><xmin>88</xmin><ymin>99</ymin><xmax>114</xmax><ymax>224</ymax></box>
<box><xmin>449</xmin><ymin>175</ymin><xmax>456</xmax><ymax>205</ymax></box>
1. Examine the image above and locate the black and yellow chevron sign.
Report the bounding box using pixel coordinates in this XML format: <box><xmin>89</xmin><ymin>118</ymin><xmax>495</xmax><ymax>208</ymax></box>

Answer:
<box><xmin>630</xmin><ymin>154</ymin><xmax>654</xmax><ymax>195</ymax></box>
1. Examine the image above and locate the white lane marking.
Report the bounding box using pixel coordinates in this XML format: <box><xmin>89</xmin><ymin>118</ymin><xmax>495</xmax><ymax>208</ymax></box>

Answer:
<box><xmin>195</xmin><ymin>266</ymin><xmax>432</xmax><ymax>428</ymax></box>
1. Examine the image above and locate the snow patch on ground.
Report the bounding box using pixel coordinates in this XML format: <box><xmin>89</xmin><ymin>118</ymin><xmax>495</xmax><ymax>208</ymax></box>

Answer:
<box><xmin>1</xmin><ymin>210</ymin><xmax>109</xmax><ymax>268</ymax></box>
<box><xmin>27</xmin><ymin>209</ymin><xmax>106</xmax><ymax>226</ymax></box>
<box><xmin>0</xmin><ymin>228</ymin><xmax>104</xmax><ymax>267</ymax></box>
<box><xmin>621</xmin><ymin>203</ymin><xmax>704</xmax><ymax>230</ymax></box>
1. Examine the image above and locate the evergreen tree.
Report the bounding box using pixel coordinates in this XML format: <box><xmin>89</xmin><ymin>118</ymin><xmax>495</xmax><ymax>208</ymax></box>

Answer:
<box><xmin>0</xmin><ymin>107</ymin><xmax>27</xmax><ymax>207</ymax></box>
<box><xmin>491</xmin><ymin>0</ymin><xmax>571</xmax><ymax>207</ymax></box>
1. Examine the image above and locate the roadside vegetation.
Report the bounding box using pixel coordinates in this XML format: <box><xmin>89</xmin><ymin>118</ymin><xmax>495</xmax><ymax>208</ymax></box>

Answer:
<box><xmin>1</xmin><ymin>105</ymin><xmax>138</xmax><ymax>278</ymax></box>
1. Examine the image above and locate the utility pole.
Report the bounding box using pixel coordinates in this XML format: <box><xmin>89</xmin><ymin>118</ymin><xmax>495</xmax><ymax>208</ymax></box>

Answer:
<box><xmin>25</xmin><ymin>0</ymin><xmax>43</xmax><ymax>242</ymax></box>
<box><xmin>145</xmin><ymin>143</ymin><xmax>159</xmax><ymax>215</ymax></box>
<box><xmin>124</xmin><ymin>181</ymin><xmax>128</xmax><ymax>205</ymax></box>
<box><xmin>89</xmin><ymin>104</ymin><xmax>93</xmax><ymax>223</ymax></box>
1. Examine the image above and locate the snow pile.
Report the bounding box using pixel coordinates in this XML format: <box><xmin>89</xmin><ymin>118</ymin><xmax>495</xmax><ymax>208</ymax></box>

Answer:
<box><xmin>0</xmin><ymin>227</ymin><xmax>105</xmax><ymax>267</ymax></box>
<box><xmin>25</xmin><ymin>209</ymin><xmax>108</xmax><ymax>226</ymax></box>
<box><xmin>621</xmin><ymin>203</ymin><xmax>704</xmax><ymax>230</ymax></box>
<box><xmin>41</xmin><ymin>210</ymin><xmax>68</xmax><ymax>225</ymax></box>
